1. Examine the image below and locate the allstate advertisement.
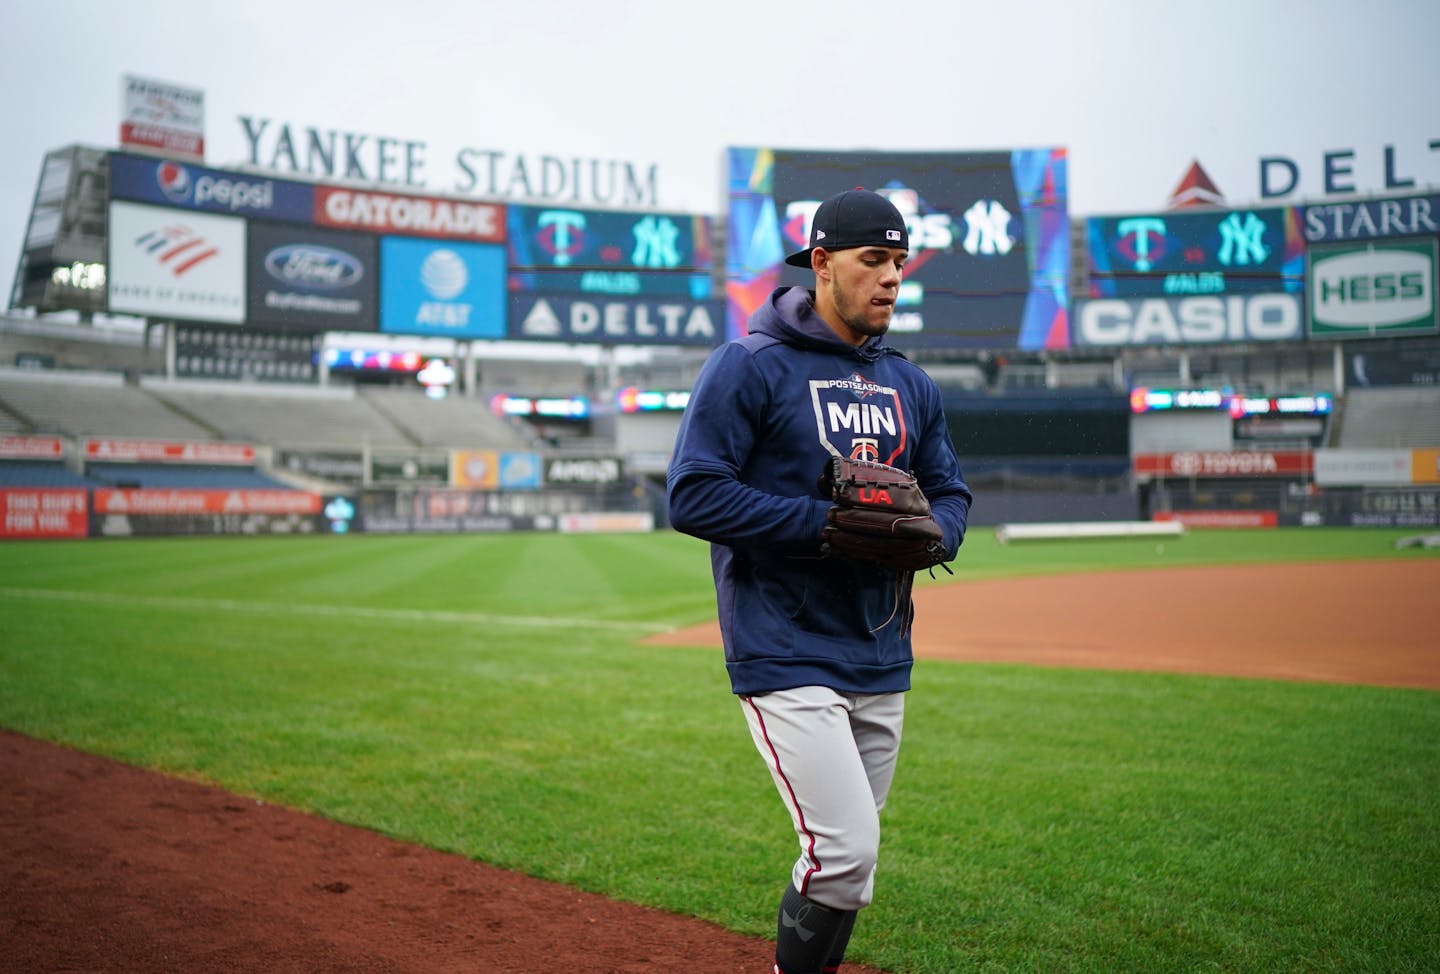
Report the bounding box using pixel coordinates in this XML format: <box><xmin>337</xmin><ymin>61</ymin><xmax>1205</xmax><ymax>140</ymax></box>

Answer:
<box><xmin>109</xmin><ymin>152</ymin><xmax>314</xmax><ymax>224</ymax></box>
<box><xmin>726</xmin><ymin>147</ymin><xmax>1070</xmax><ymax>351</ymax></box>
<box><xmin>378</xmin><ymin>237</ymin><xmax>506</xmax><ymax>338</ymax></box>
<box><xmin>247</xmin><ymin>222</ymin><xmax>377</xmax><ymax>331</ymax></box>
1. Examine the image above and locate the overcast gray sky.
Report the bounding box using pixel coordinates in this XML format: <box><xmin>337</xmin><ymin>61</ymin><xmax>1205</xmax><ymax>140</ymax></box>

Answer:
<box><xmin>3</xmin><ymin>0</ymin><xmax>1438</xmax><ymax>299</ymax></box>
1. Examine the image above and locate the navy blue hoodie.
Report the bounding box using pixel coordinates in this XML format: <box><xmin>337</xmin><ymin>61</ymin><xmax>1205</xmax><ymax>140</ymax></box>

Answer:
<box><xmin>667</xmin><ymin>286</ymin><xmax>972</xmax><ymax>696</ymax></box>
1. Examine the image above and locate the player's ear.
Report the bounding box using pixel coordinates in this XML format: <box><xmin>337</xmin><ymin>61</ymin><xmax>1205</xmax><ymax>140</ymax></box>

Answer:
<box><xmin>811</xmin><ymin>247</ymin><xmax>832</xmax><ymax>280</ymax></box>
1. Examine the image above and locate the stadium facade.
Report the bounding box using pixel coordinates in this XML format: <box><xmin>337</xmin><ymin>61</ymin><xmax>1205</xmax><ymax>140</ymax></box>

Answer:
<box><xmin>3</xmin><ymin>123</ymin><xmax>1439</xmax><ymax>539</ymax></box>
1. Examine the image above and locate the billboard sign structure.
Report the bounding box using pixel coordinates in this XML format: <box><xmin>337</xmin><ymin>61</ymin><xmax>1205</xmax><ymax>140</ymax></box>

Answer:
<box><xmin>725</xmin><ymin>147</ymin><xmax>1070</xmax><ymax>351</ymax></box>
<box><xmin>379</xmin><ymin>236</ymin><xmax>507</xmax><ymax>339</ymax></box>
<box><xmin>1073</xmin><ymin>293</ymin><xmax>1303</xmax><ymax>347</ymax></box>
<box><xmin>505</xmin><ymin>203</ymin><xmax>719</xmax><ymax>346</ymax></box>
<box><xmin>107</xmin><ymin>201</ymin><xmax>246</xmax><ymax>323</ymax></box>
<box><xmin>314</xmin><ymin>186</ymin><xmax>505</xmax><ymax>242</ymax></box>
<box><xmin>1086</xmin><ymin>207</ymin><xmax>1305</xmax><ymax>297</ymax></box>
<box><xmin>246</xmin><ymin>222</ymin><xmax>378</xmax><ymax>331</ymax></box>
<box><xmin>1306</xmin><ymin>239</ymin><xmax>1438</xmax><ymax>340</ymax></box>
<box><xmin>1301</xmin><ymin>192</ymin><xmax>1440</xmax><ymax>244</ymax></box>
<box><xmin>507</xmin><ymin>204</ymin><xmax>712</xmax><ymax>272</ymax></box>
<box><xmin>120</xmin><ymin>74</ymin><xmax>205</xmax><ymax>161</ymax></box>
<box><xmin>110</xmin><ymin>152</ymin><xmax>314</xmax><ymax>224</ymax></box>
<box><xmin>509</xmin><ymin>292</ymin><xmax>722</xmax><ymax>345</ymax></box>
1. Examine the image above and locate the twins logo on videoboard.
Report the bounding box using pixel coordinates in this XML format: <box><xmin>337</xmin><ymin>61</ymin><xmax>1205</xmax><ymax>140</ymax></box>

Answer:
<box><xmin>107</xmin><ymin>201</ymin><xmax>246</xmax><ymax>323</ymax></box>
<box><xmin>772</xmin><ymin>151</ymin><xmax>1032</xmax><ymax>349</ymax></box>
<box><xmin>1085</xmin><ymin>208</ymin><xmax>1303</xmax><ymax>298</ymax></box>
<box><xmin>379</xmin><ymin>237</ymin><xmax>507</xmax><ymax>338</ymax></box>
<box><xmin>246</xmin><ymin>222</ymin><xmax>377</xmax><ymax>331</ymax></box>
<box><xmin>810</xmin><ymin>373</ymin><xmax>907</xmax><ymax>466</ymax></box>
<box><xmin>731</xmin><ymin>147</ymin><xmax>1069</xmax><ymax>351</ymax></box>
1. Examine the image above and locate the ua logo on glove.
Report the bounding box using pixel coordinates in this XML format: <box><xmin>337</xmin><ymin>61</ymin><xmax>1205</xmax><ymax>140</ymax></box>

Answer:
<box><xmin>858</xmin><ymin>486</ymin><xmax>893</xmax><ymax>506</ymax></box>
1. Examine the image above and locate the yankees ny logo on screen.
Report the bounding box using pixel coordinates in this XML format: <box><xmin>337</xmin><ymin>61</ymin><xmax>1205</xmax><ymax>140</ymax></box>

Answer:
<box><xmin>809</xmin><ymin>373</ymin><xmax>907</xmax><ymax>465</ymax></box>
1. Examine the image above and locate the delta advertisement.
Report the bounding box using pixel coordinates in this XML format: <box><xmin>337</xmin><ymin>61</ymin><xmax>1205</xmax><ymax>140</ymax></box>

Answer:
<box><xmin>725</xmin><ymin>147</ymin><xmax>1070</xmax><ymax>351</ymax></box>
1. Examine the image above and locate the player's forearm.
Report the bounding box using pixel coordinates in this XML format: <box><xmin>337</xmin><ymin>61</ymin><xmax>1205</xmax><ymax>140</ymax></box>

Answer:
<box><xmin>668</xmin><ymin>467</ymin><xmax>829</xmax><ymax>550</ymax></box>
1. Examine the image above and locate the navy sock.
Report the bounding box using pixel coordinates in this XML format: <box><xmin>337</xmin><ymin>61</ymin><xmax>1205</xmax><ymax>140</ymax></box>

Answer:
<box><xmin>823</xmin><ymin>909</ymin><xmax>858</xmax><ymax>972</ymax></box>
<box><xmin>775</xmin><ymin>884</ymin><xmax>849</xmax><ymax>974</ymax></box>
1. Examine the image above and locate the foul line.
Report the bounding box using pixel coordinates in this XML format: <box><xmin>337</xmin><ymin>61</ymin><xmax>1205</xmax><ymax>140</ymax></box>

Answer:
<box><xmin>0</xmin><ymin>587</ymin><xmax>672</xmax><ymax>633</ymax></box>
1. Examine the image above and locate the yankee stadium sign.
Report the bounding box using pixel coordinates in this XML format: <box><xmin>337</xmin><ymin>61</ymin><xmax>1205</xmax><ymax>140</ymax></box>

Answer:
<box><xmin>237</xmin><ymin>116</ymin><xmax>659</xmax><ymax>207</ymax></box>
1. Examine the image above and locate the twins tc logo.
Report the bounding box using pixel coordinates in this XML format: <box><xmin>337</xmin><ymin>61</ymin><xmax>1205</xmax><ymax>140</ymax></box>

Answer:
<box><xmin>810</xmin><ymin>372</ymin><xmax>907</xmax><ymax>465</ymax></box>
<box><xmin>1116</xmin><ymin>217</ymin><xmax>1169</xmax><ymax>271</ymax></box>
<box><xmin>536</xmin><ymin>210</ymin><xmax>587</xmax><ymax>266</ymax></box>
<box><xmin>134</xmin><ymin>225</ymin><xmax>220</xmax><ymax>276</ymax></box>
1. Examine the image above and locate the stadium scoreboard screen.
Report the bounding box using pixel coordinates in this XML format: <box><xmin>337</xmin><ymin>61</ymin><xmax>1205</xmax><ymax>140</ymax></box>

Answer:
<box><xmin>726</xmin><ymin>146</ymin><xmax>1071</xmax><ymax>351</ymax></box>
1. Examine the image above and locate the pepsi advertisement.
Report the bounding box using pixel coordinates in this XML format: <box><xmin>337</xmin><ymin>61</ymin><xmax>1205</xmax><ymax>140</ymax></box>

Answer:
<box><xmin>246</xmin><ymin>222</ymin><xmax>378</xmax><ymax>331</ymax></box>
<box><xmin>109</xmin><ymin>152</ymin><xmax>315</xmax><ymax>224</ymax></box>
<box><xmin>379</xmin><ymin>237</ymin><xmax>507</xmax><ymax>339</ymax></box>
<box><xmin>726</xmin><ymin>147</ymin><xmax>1070</xmax><ymax>351</ymax></box>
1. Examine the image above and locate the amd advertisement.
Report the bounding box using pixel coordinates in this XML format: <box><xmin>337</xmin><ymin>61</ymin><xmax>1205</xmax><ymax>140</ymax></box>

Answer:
<box><xmin>726</xmin><ymin>147</ymin><xmax>1070</xmax><ymax>351</ymax></box>
<box><xmin>246</xmin><ymin>222</ymin><xmax>378</xmax><ymax>331</ymax></box>
<box><xmin>1085</xmin><ymin>207</ymin><xmax>1305</xmax><ymax>298</ymax></box>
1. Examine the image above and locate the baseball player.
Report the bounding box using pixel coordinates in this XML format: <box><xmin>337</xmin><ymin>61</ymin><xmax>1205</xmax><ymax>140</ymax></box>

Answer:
<box><xmin>667</xmin><ymin>188</ymin><xmax>972</xmax><ymax>974</ymax></box>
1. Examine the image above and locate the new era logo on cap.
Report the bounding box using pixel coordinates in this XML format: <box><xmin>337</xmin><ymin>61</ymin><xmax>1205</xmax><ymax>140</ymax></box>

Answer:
<box><xmin>785</xmin><ymin>188</ymin><xmax>910</xmax><ymax>268</ymax></box>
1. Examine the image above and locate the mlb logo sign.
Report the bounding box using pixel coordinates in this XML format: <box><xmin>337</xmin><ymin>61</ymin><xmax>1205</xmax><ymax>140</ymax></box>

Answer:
<box><xmin>886</xmin><ymin>230</ymin><xmax>903</xmax><ymax>242</ymax></box>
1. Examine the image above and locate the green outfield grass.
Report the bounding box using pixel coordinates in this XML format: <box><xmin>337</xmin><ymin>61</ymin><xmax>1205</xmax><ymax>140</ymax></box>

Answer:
<box><xmin>1</xmin><ymin>528</ymin><xmax>1437</xmax><ymax>973</ymax></box>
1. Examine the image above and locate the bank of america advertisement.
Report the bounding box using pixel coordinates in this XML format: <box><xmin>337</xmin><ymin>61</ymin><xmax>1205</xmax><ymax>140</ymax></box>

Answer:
<box><xmin>107</xmin><ymin>201</ymin><xmax>246</xmax><ymax>323</ymax></box>
<box><xmin>378</xmin><ymin>237</ymin><xmax>506</xmax><ymax>339</ymax></box>
<box><xmin>725</xmin><ymin>147</ymin><xmax>1070</xmax><ymax>350</ymax></box>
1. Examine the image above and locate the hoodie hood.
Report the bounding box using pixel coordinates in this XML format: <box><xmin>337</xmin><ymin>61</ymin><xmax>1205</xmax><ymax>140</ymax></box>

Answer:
<box><xmin>748</xmin><ymin>286</ymin><xmax>899</xmax><ymax>364</ymax></box>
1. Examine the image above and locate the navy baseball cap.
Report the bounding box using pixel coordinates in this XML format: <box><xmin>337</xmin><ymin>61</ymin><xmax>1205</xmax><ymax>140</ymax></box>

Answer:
<box><xmin>784</xmin><ymin>188</ymin><xmax>909</xmax><ymax>268</ymax></box>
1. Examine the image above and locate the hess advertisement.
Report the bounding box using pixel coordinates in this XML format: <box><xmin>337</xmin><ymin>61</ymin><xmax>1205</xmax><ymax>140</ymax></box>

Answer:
<box><xmin>1306</xmin><ymin>239</ymin><xmax>1438</xmax><ymax>340</ymax></box>
<box><xmin>726</xmin><ymin>147</ymin><xmax>1070</xmax><ymax>351</ymax></box>
<box><xmin>246</xmin><ymin>222</ymin><xmax>377</xmax><ymax>331</ymax></box>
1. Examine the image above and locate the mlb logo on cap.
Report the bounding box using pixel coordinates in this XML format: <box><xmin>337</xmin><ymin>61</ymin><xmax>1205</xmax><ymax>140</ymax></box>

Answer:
<box><xmin>785</xmin><ymin>188</ymin><xmax>910</xmax><ymax>268</ymax></box>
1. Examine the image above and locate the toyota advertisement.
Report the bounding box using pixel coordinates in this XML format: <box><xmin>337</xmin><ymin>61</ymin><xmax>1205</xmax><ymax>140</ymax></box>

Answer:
<box><xmin>726</xmin><ymin>146</ymin><xmax>1071</xmax><ymax>351</ymax></box>
<box><xmin>246</xmin><ymin>222</ymin><xmax>378</xmax><ymax>331</ymax></box>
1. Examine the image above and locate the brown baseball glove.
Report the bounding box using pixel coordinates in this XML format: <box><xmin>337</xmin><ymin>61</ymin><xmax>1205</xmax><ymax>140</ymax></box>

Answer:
<box><xmin>816</xmin><ymin>457</ymin><xmax>947</xmax><ymax>572</ymax></box>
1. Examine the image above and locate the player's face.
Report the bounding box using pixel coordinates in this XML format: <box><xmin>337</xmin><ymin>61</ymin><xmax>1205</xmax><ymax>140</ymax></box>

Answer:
<box><xmin>818</xmin><ymin>246</ymin><xmax>907</xmax><ymax>345</ymax></box>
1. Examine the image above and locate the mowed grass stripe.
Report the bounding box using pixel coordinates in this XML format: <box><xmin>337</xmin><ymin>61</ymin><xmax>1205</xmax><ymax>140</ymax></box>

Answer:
<box><xmin>0</xmin><ymin>586</ymin><xmax>674</xmax><ymax>632</ymax></box>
